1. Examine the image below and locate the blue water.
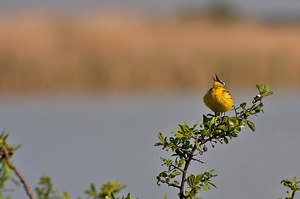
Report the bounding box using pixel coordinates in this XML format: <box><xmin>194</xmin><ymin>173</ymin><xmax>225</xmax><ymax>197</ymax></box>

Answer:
<box><xmin>0</xmin><ymin>90</ymin><xmax>299</xmax><ymax>199</ymax></box>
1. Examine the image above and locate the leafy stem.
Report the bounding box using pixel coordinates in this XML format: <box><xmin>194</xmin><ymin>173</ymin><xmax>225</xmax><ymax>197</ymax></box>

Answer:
<box><xmin>279</xmin><ymin>177</ymin><xmax>300</xmax><ymax>199</ymax></box>
<box><xmin>155</xmin><ymin>84</ymin><xmax>273</xmax><ymax>198</ymax></box>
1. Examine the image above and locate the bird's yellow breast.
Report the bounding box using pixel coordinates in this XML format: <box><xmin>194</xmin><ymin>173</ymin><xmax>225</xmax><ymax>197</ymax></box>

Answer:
<box><xmin>203</xmin><ymin>84</ymin><xmax>234</xmax><ymax>113</ymax></box>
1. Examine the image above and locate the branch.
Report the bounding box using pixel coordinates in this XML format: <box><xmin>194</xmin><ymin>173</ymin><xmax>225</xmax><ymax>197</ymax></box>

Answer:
<box><xmin>179</xmin><ymin>145</ymin><xmax>197</xmax><ymax>199</ymax></box>
<box><xmin>170</xmin><ymin>163</ymin><xmax>184</xmax><ymax>173</ymax></box>
<box><xmin>1</xmin><ymin>146</ymin><xmax>35</xmax><ymax>199</ymax></box>
<box><xmin>166</xmin><ymin>181</ymin><xmax>181</xmax><ymax>189</ymax></box>
<box><xmin>191</xmin><ymin>157</ymin><xmax>205</xmax><ymax>164</ymax></box>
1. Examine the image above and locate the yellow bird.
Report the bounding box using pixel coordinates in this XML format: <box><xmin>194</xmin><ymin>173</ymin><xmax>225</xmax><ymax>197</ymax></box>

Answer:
<box><xmin>203</xmin><ymin>74</ymin><xmax>234</xmax><ymax>114</ymax></box>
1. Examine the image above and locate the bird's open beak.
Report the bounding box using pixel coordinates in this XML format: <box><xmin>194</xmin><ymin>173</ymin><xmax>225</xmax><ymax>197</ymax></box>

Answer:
<box><xmin>215</xmin><ymin>74</ymin><xmax>220</xmax><ymax>82</ymax></box>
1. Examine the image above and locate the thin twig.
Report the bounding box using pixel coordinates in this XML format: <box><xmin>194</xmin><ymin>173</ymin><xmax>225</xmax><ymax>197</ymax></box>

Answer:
<box><xmin>191</xmin><ymin>157</ymin><xmax>205</xmax><ymax>164</ymax></box>
<box><xmin>165</xmin><ymin>181</ymin><xmax>181</xmax><ymax>189</ymax></box>
<box><xmin>170</xmin><ymin>163</ymin><xmax>184</xmax><ymax>173</ymax></box>
<box><xmin>1</xmin><ymin>146</ymin><xmax>35</xmax><ymax>199</ymax></box>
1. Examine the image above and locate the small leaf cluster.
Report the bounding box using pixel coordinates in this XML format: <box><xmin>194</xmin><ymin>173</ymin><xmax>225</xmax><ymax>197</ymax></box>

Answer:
<box><xmin>85</xmin><ymin>180</ymin><xmax>134</xmax><ymax>199</ymax></box>
<box><xmin>279</xmin><ymin>176</ymin><xmax>300</xmax><ymax>199</ymax></box>
<box><xmin>186</xmin><ymin>170</ymin><xmax>216</xmax><ymax>197</ymax></box>
<box><xmin>155</xmin><ymin>84</ymin><xmax>273</xmax><ymax>199</ymax></box>
<box><xmin>35</xmin><ymin>176</ymin><xmax>71</xmax><ymax>199</ymax></box>
<box><xmin>155</xmin><ymin>120</ymin><xmax>218</xmax><ymax>198</ymax></box>
<box><xmin>234</xmin><ymin>84</ymin><xmax>273</xmax><ymax>132</ymax></box>
<box><xmin>35</xmin><ymin>177</ymin><xmax>134</xmax><ymax>199</ymax></box>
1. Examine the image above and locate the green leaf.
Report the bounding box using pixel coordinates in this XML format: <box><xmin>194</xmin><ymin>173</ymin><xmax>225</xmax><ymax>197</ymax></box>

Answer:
<box><xmin>263</xmin><ymin>84</ymin><xmax>270</xmax><ymax>93</ymax></box>
<box><xmin>217</xmin><ymin>125</ymin><xmax>227</xmax><ymax>131</ymax></box>
<box><xmin>194</xmin><ymin>140</ymin><xmax>200</xmax><ymax>149</ymax></box>
<box><xmin>263</xmin><ymin>91</ymin><xmax>273</xmax><ymax>97</ymax></box>
<box><xmin>91</xmin><ymin>183</ymin><xmax>96</xmax><ymax>194</ymax></box>
<box><xmin>123</xmin><ymin>193</ymin><xmax>132</xmax><ymax>199</ymax></box>
<box><xmin>256</xmin><ymin>84</ymin><xmax>269</xmax><ymax>94</ymax></box>
<box><xmin>223</xmin><ymin>137</ymin><xmax>229</xmax><ymax>144</ymax></box>
<box><xmin>200</xmin><ymin>129</ymin><xmax>211</xmax><ymax>136</ymax></box>
<box><xmin>241</xmin><ymin>119</ymin><xmax>247</xmax><ymax>126</ymax></box>
<box><xmin>187</xmin><ymin>175</ymin><xmax>196</xmax><ymax>187</ymax></box>
<box><xmin>202</xmin><ymin>182</ymin><xmax>210</xmax><ymax>191</ymax></box>
<box><xmin>162</xmin><ymin>158</ymin><xmax>172</xmax><ymax>167</ymax></box>
<box><xmin>228</xmin><ymin>117</ymin><xmax>239</xmax><ymax>128</ymax></box>
<box><xmin>158</xmin><ymin>132</ymin><xmax>164</xmax><ymax>143</ymax></box>
<box><xmin>209</xmin><ymin>117</ymin><xmax>217</xmax><ymax>127</ymax></box>
<box><xmin>196</xmin><ymin>174</ymin><xmax>204</xmax><ymax>182</ymax></box>
<box><xmin>171</xmin><ymin>170</ymin><xmax>182</xmax><ymax>177</ymax></box>
<box><xmin>208</xmin><ymin>182</ymin><xmax>217</xmax><ymax>189</ymax></box>
<box><xmin>159</xmin><ymin>172</ymin><xmax>168</xmax><ymax>178</ymax></box>
<box><xmin>178</xmin><ymin>158</ymin><xmax>185</xmax><ymax>167</ymax></box>
<box><xmin>2</xmin><ymin>160</ymin><xmax>12</xmax><ymax>175</ymax></box>
<box><xmin>256</xmin><ymin>84</ymin><xmax>273</xmax><ymax>96</ymax></box>
<box><xmin>192</xmin><ymin>120</ymin><xmax>200</xmax><ymax>130</ymax></box>
<box><xmin>173</xmin><ymin>131</ymin><xmax>184</xmax><ymax>139</ymax></box>
<box><xmin>63</xmin><ymin>192</ymin><xmax>71</xmax><ymax>199</ymax></box>
<box><xmin>154</xmin><ymin>142</ymin><xmax>162</xmax><ymax>146</ymax></box>
<box><xmin>256</xmin><ymin>84</ymin><xmax>261</xmax><ymax>91</ymax></box>
<box><xmin>179</xmin><ymin>124</ymin><xmax>189</xmax><ymax>132</ymax></box>
<box><xmin>230</xmin><ymin>133</ymin><xmax>238</xmax><ymax>137</ymax></box>
<box><xmin>240</xmin><ymin>102</ymin><xmax>247</xmax><ymax>109</ymax></box>
<box><xmin>247</xmin><ymin>120</ymin><xmax>255</xmax><ymax>132</ymax></box>
<box><xmin>100</xmin><ymin>180</ymin><xmax>125</xmax><ymax>198</ymax></box>
<box><xmin>203</xmin><ymin>115</ymin><xmax>209</xmax><ymax>123</ymax></box>
<box><xmin>172</xmin><ymin>181</ymin><xmax>180</xmax><ymax>186</ymax></box>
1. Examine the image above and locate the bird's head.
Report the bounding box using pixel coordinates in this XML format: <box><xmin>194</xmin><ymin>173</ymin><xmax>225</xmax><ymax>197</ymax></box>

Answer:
<box><xmin>212</xmin><ymin>74</ymin><xmax>225</xmax><ymax>88</ymax></box>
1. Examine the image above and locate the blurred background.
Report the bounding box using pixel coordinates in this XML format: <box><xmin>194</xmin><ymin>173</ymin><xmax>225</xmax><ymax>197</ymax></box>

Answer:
<box><xmin>0</xmin><ymin>1</ymin><xmax>300</xmax><ymax>199</ymax></box>
<box><xmin>0</xmin><ymin>0</ymin><xmax>300</xmax><ymax>94</ymax></box>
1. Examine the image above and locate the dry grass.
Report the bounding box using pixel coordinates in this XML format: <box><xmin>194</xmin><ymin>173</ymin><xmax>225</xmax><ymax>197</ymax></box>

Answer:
<box><xmin>0</xmin><ymin>11</ymin><xmax>300</xmax><ymax>94</ymax></box>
